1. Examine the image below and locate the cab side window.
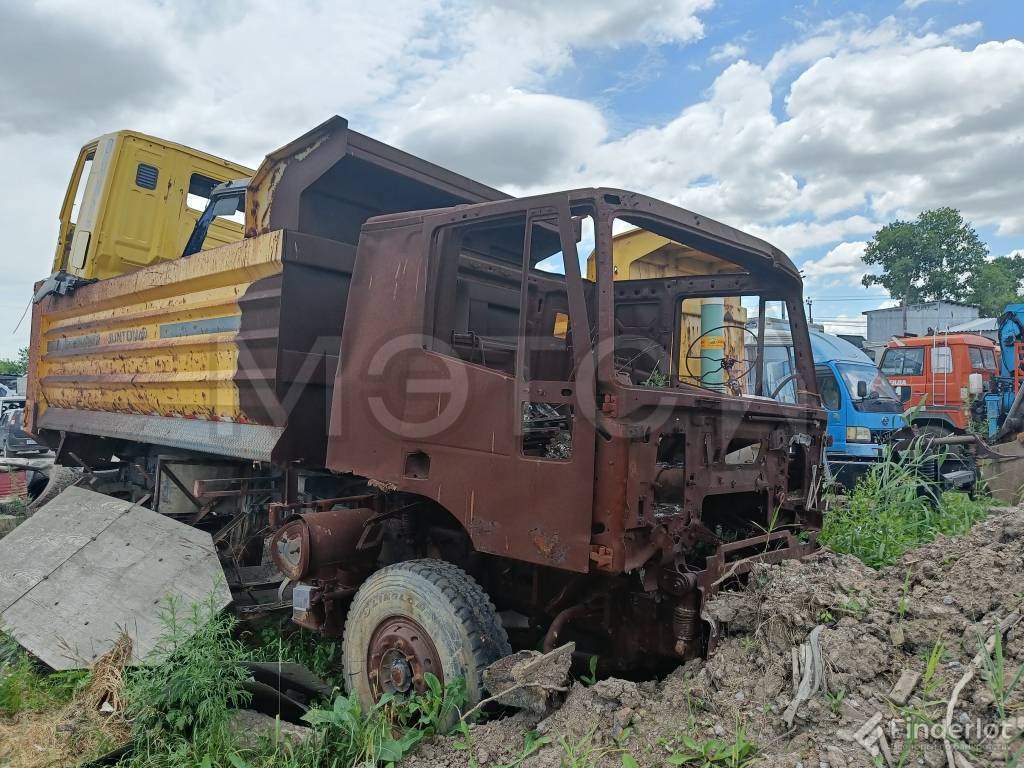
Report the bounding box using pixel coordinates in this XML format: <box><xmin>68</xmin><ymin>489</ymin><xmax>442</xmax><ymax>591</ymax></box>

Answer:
<box><xmin>931</xmin><ymin>346</ymin><xmax>953</xmax><ymax>374</ymax></box>
<box><xmin>432</xmin><ymin>214</ymin><xmax>526</xmax><ymax>374</ymax></box>
<box><xmin>817</xmin><ymin>369</ymin><xmax>841</xmax><ymax>411</ymax></box>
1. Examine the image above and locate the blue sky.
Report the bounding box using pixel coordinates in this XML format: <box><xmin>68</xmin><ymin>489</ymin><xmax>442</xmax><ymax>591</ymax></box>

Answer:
<box><xmin>1</xmin><ymin>0</ymin><xmax>1022</xmax><ymax>353</ymax></box>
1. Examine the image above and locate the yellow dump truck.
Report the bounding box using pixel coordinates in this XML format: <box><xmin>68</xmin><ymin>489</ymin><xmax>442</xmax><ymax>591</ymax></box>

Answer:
<box><xmin>29</xmin><ymin>117</ymin><xmax>507</xmax><ymax>468</ymax></box>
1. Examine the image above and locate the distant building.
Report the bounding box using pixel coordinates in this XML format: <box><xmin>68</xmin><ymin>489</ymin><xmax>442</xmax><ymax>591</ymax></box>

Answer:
<box><xmin>862</xmin><ymin>301</ymin><xmax>980</xmax><ymax>361</ymax></box>
<box><xmin>948</xmin><ymin>316</ymin><xmax>998</xmax><ymax>342</ymax></box>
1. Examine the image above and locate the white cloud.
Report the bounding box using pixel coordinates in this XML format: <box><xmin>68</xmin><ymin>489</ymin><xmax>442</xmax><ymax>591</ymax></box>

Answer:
<box><xmin>799</xmin><ymin>241</ymin><xmax>868</xmax><ymax>284</ymax></box>
<box><xmin>709</xmin><ymin>42</ymin><xmax>746</xmax><ymax>63</ymax></box>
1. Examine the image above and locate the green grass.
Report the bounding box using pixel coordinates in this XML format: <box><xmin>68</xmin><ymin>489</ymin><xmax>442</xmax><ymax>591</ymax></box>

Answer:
<box><xmin>665</xmin><ymin>722</ymin><xmax>758</xmax><ymax>767</ymax></box>
<box><xmin>114</xmin><ymin>591</ymin><xmax>467</xmax><ymax>768</ymax></box>
<box><xmin>0</xmin><ymin>631</ymin><xmax>88</xmax><ymax>717</ymax></box>
<box><xmin>302</xmin><ymin>673</ymin><xmax>464</xmax><ymax>768</ymax></box>
<box><xmin>241</xmin><ymin>617</ymin><xmax>342</xmax><ymax>689</ymax></box>
<box><xmin>820</xmin><ymin>445</ymin><xmax>991</xmax><ymax>568</ymax></box>
<box><xmin>979</xmin><ymin>631</ymin><xmax>1024</xmax><ymax>720</ymax></box>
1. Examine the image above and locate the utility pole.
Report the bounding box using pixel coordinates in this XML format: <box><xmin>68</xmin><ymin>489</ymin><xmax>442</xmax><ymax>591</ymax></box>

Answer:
<box><xmin>805</xmin><ymin>298</ymin><xmax>814</xmax><ymax>324</ymax></box>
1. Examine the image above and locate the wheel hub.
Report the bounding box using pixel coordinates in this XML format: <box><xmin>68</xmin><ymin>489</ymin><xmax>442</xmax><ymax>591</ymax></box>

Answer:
<box><xmin>367</xmin><ymin>616</ymin><xmax>443</xmax><ymax>697</ymax></box>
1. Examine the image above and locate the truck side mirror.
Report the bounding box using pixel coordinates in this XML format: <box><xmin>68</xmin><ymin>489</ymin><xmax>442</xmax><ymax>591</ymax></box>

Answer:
<box><xmin>856</xmin><ymin>380</ymin><xmax>868</xmax><ymax>399</ymax></box>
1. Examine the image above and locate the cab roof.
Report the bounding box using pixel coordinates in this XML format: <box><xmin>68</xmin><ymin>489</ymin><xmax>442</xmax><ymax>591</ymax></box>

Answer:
<box><xmin>886</xmin><ymin>333</ymin><xmax>995</xmax><ymax>348</ymax></box>
<box><xmin>363</xmin><ymin>187</ymin><xmax>800</xmax><ymax>281</ymax></box>
<box><xmin>89</xmin><ymin>129</ymin><xmax>255</xmax><ymax>176</ymax></box>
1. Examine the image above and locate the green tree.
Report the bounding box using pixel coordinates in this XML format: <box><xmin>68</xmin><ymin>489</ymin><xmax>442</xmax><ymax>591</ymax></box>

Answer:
<box><xmin>968</xmin><ymin>255</ymin><xmax>1024</xmax><ymax>316</ymax></box>
<box><xmin>862</xmin><ymin>207</ymin><xmax>988</xmax><ymax>304</ymax></box>
<box><xmin>0</xmin><ymin>347</ymin><xmax>29</xmax><ymax>376</ymax></box>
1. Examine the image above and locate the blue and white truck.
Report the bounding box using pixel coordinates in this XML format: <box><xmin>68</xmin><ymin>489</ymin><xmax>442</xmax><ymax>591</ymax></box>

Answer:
<box><xmin>750</xmin><ymin>323</ymin><xmax>907</xmax><ymax>487</ymax></box>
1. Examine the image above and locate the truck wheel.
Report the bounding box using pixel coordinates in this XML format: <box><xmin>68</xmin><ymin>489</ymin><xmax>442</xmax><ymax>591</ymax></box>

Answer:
<box><xmin>341</xmin><ymin>559</ymin><xmax>510</xmax><ymax>722</ymax></box>
<box><xmin>27</xmin><ymin>465</ymin><xmax>82</xmax><ymax>514</ymax></box>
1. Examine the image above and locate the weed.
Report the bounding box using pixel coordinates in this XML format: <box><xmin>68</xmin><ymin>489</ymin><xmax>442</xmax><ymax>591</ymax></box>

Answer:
<box><xmin>496</xmin><ymin>730</ymin><xmax>552</xmax><ymax>768</ymax></box>
<box><xmin>122</xmin><ymin>592</ymin><xmax>252</xmax><ymax>766</ymax></box>
<box><xmin>644</xmin><ymin>369</ymin><xmax>669</xmax><ymax>388</ymax></box>
<box><xmin>0</xmin><ymin>497</ymin><xmax>28</xmax><ymax>518</ymax></box>
<box><xmin>820</xmin><ymin>444</ymin><xmax>991</xmax><ymax>568</ymax></box>
<box><xmin>242</xmin><ymin>618</ymin><xmax>341</xmax><ymax>689</ymax></box>
<box><xmin>666</xmin><ymin>722</ymin><xmax>758</xmax><ymax>767</ymax></box>
<box><xmin>838</xmin><ymin>597</ymin><xmax>867</xmax><ymax>618</ymax></box>
<box><xmin>581</xmin><ymin>655</ymin><xmax>599</xmax><ymax>685</ymax></box>
<box><xmin>558</xmin><ymin>727</ymin><xmax>627</xmax><ymax>767</ymax></box>
<box><xmin>303</xmin><ymin>671</ymin><xmax>465</xmax><ymax>767</ymax></box>
<box><xmin>819</xmin><ymin>609</ymin><xmax>835</xmax><ymax>624</ymax></box>
<box><xmin>825</xmin><ymin>688</ymin><xmax>846</xmax><ymax>715</ymax></box>
<box><xmin>979</xmin><ymin>631</ymin><xmax>1024</xmax><ymax>720</ymax></box>
<box><xmin>921</xmin><ymin>639</ymin><xmax>945</xmax><ymax>699</ymax></box>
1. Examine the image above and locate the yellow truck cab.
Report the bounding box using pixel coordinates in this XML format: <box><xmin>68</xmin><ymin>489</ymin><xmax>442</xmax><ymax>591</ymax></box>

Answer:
<box><xmin>51</xmin><ymin>131</ymin><xmax>253</xmax><ymax>284</ymax></box>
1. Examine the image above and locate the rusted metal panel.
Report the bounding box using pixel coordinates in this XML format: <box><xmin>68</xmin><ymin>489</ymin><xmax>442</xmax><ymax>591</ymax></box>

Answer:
<box><xmin>0</xmin><ymin>486</ymin><xmax>230</xmax><ymax>670</ymax></box>
<box><xmin>246</xmin><ymin>116</ymin><xmax>508</xmax><ymax>239</ymax></box>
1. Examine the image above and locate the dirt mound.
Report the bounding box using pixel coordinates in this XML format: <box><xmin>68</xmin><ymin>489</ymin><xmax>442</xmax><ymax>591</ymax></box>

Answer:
<box><xmin>409</xmin><ymin>507</ymin><xmax>1024</xmax><ymax>767</ymax></box>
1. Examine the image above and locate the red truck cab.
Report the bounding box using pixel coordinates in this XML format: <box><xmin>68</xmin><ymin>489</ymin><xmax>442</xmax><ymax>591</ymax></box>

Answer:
<box><xmin>879</xmin><ymin>333</ymin><xmax>998</xmax><ymax>433</ymax></box>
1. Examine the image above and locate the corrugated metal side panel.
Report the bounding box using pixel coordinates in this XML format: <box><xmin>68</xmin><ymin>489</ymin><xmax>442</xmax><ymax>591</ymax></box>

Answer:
<box><xmin>34</xmin><ymin>232</ymin><xmax>284</xmax><ymax>428</ymax></box>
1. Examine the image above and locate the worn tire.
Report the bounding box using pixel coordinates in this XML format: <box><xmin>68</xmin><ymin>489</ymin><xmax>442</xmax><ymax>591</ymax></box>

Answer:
<box><xmin>27</xmin><ymin>465</ymin><xmax>82</xmax><ymax>514</ymax></box>
<box><xmin>341</xmin><ymin>559</ymin><xmax>510</xmax><ymax>720</ymax></box>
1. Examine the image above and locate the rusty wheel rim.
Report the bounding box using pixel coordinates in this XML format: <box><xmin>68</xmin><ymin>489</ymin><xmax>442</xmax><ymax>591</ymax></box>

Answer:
<box><xmin>367</xmin><ymin>616</ymin><xmax>443</xmax><ymax>698</ymax></box>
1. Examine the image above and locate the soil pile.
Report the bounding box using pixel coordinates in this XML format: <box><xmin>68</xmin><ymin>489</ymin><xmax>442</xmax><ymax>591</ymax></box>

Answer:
<box><xmin>408</xmin><ymin>507</ymin><xmax>1024</xmax><ymax>767</ymax></box>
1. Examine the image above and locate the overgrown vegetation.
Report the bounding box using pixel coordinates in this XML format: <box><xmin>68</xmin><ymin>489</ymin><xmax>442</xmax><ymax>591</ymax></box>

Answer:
<box><xmin>0</xmin><ymin>632</ymin><xmax>88</xmax><ymax>717</ymax></box>
<box><xmin>820</xmin><ymin>445</ymin><xmax>992</xmax><ymax>568</ymax></box>
<box><xmin>114</xmin><ymin>592</ymin><xmax>467</xmax><ymax>768</ymax></box>
<box><xmin>979</xmin><ymin>631</ymin><xmax>1024</xmax><ymax>721</ymax></box>
<box><xmin>121</xmin><ymin>594</ymin><xmax>254</xmax><ymax>767</ymax></box>
<box><xmin>664</xmin><ymin>722</ymin><xmax>758</xmax><ymax>767</ymax></box>
<box><xmin>242</xmin><ymin>617</ymin><xmax>342</xmax><ymax>688</ymax></box>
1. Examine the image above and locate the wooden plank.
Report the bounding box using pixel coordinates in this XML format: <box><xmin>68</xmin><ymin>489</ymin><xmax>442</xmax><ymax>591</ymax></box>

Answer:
<box><xmin>0</xmin><ymin>487</ymin><xmax>230</xmax><ymax>670</ymax></box>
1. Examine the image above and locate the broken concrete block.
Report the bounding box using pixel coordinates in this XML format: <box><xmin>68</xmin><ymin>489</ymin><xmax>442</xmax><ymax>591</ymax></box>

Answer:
<box><xmin>889</xmin><ymin>669</ymin><xmax>921</xmax><ymax>705</ymax></box>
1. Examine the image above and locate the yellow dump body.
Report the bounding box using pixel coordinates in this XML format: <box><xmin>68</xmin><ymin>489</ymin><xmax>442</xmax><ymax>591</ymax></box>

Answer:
<box><xmin>28</xmin><ymin>117</ymin><xmax>507</xmax><ymax>465</ymax></box>
<box><xmin>33</xmin><ymin>231</ymin><xmax>286</xmax><ymax>459</ymax></box>
<box><xmin>586</xmin><ymin>228</ymin><xmax>747</xmax><ymax>383</ymax></box>
<box><xmin>54</xmin><ymin>131</ymin><xmax>253</xmax><ymax>281</ymax></box>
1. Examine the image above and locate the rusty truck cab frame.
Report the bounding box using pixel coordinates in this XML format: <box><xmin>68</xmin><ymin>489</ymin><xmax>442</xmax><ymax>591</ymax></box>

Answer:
<box><xmin>326</xmin><ymin>188</ymin><xmax>825</xmax><ymax>661</ymax></box>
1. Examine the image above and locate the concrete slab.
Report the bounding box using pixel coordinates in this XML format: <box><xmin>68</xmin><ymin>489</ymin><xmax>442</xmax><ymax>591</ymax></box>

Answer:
<box><xmin>0</xmin><ymin>486</ymin><xmax>230</xmax><ymax>669</ymax></box>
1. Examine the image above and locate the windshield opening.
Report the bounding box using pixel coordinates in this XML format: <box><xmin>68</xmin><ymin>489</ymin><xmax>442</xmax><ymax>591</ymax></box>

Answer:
<box><xmin>837</xmin><ymin>362</ymin><xmax>902</xmax><ymax>412</ymax></box>
<box><xmin>600</xmin><ymin>216</ymin><xmax>810</xmax><ymax>404</ymax></box>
